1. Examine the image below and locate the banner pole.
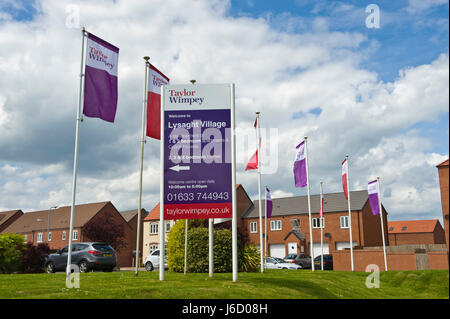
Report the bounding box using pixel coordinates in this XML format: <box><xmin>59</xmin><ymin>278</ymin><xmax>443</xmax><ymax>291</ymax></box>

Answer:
<box><xmin>231</xmin><ymin>84</ymin><xmax>238</xmax><ymax>282</ymax></box>
<box><xmin>320</xmin><ymin>181</ymin><xmax>324</xmax><ymax>271</ymax></box>
<box><xmin>66</xmin><ymin>27</ymin><xmax>86</xmax><ymax>281</ymax></box>
<box><xmin>264</xmin><ymin>185</ymin><xmax>268</xmax><ymax>263</ymax></box>
<box><xmin>346</xmin><ymin>155</ymin><xmax>355</xmax><ymax>271</ymax></box>
<box><xmin>159</xmin><ymin>85</ymin><xmax>165</xmax><ymax>281</ymax></box>
<box><xmin>304</xmin><ymin>136</ymin><xmax>315</xmax><ymax>271</ymax></box>
<box><xmin>135</xmin><ymin>56</ymin><xmax>150</xmax><ymax>276</ymax></box>
<box><xmin>256</xmin><ymin>112</ymin><xmax>263</xmax><ymax>273</ymax></box>
<box><xmin>377</xmin><ymin>177</ymin><xmax>388</xmax><ymax>271</ymax></box>
<box><xmin>209</xmin><ymin>218</ymin><xmax>214</xmax><ymax>277</ymax></box>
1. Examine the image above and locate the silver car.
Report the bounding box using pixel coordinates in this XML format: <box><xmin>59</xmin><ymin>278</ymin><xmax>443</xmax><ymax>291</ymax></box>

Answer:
<box><xmin>265</xmin><ymin>257</ymin><xmax>302</xmax><ymax>270</ymax></box>
<box><xmin>144</xmin><ymin>249</ymin><xmax>168</xmax><ymax>271</ymax></box>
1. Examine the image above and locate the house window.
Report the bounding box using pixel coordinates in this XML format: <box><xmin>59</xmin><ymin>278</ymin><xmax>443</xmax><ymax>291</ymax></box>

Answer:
<box><xmin>389</xmin><ymin>227</ymin><xmax>394</xmax><ymax>231</ymax></box>
<box><xmin>37</xmin><ymin>232</ymin><xmax>43</xmax><ymax>243</ymax></box>
<box><xmin>150</xmin><ymin>223</ymin><xmax>159</xmax><ymax>235</ymax></box>
<box><xmin>340</xmin><ymin>216</ymin><xmax>349</xmax><ymax>229</ymax></box>
<box><xmin>24</xmin><ymin>234</ymin><xmax>28</xmax><ymax>242</ymax></box>
<box><xmin>250</xmin><ymin>222</ymin><xmax>257</xmax><ymax>233</ymax></box>
<box><xmin>270</xmin><ymin>220</ymin><xmax>282</xmax><ymax>231</ymax></box>
<box><xmin>149</xmin><ymin>244</ymin><xmax>158</xmax><ymax>254</ymax></box>
<box><xmin>166</xmin><ymin>221</ymin><xmax>171</xmax><ymax>232</ymax></box>
<box><xmin>312</xmin><ymin>218</ymin><xmax>325</xmax><ymax>229</ymax></box>
<box><xmin>62</xmin><ymin>231</ymin><xmax>66</xmax><ymax>240</ymax></box>
<box><xmin>73</xmin><ymin>230</ymin><xmax>78</xmax><ymax>240</ymax></box>
<box><xmin>401</xmin><ymin>226</ymin><xmax>407</xmax><ymax>231</ymax></box>
<box><xmin>48</xmin><ymin>232</ymin><xmax>52</xmax><ymax>241</ymax></box>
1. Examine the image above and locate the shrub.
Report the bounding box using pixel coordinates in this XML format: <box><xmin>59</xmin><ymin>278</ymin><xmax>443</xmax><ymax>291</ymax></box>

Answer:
<box><xmin>167</xmin><ymin>220</ymin><xmax>188</xmax><ymax>272</ymax></box>
<box><xmin>238</xmin><ymin>244</ymin><xmax>260</xmax><ymax>272</ymax></box>
<box><xmin>0</xmin><ymin>233</ymin><xmax>26</xmax><ymax>274</ymax></box>
<box><xmin>19</xmin><ymin>243</ymin><xmax>50</xmax><ymax>273</ymax></box>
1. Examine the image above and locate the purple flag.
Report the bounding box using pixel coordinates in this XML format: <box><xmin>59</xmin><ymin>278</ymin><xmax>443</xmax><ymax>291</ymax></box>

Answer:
<box><xmin>368</xmin><ymin>180</ymin><xmax>380</xmax><ymax>215</ymax></box>
<box><xmin>265</xmin><ymin>186</ymin><xmax>273</xmax><ymax>218</ymax></box>
<box><xmin>83</xmin><ymin>33</ymin><xmax>119</xmax><ymax>122</ymax></box>
<box><xmin>293</xmin><ymin>141</ymin><xmax>307</xmax><ymax>187</ymax></box>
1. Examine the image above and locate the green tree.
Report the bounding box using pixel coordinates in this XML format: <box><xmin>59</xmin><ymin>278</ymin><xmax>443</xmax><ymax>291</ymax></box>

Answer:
<box><xmin>0</xmin><ymin>233</ymin><xmax>26</xmax><ymax>274</ymax></box>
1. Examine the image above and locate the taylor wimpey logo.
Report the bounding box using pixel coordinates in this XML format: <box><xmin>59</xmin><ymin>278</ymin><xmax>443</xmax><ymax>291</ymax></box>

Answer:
<box><xmin>152</xmin><ymin>74</ymin><xmax>168</xmax><ymax>87</ymax></box>
<box><xmin>169</xmin><ymin>89</ymin><xmax>204</xmax><ymax>105</ymax></box>
<box><xmin>88</xmin><ymin>46</ymin><xmax>114</xmax><ymax>70</ymax></box>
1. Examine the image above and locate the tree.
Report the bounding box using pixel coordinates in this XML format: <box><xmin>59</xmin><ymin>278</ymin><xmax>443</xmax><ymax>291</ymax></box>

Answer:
<box><xmin>0</xmin><ymin>233</ymin><xmax>26</xmax><ymax>274</ymax></box>
<box><xmin>81</xmin><ymin>211</ymin><xmax>126</xmax><ymax>251</ymax></box>
<box><xmin>19</xmin><ymin>242</ymin><xmax>50</xmax><ymax>273</ymax></box>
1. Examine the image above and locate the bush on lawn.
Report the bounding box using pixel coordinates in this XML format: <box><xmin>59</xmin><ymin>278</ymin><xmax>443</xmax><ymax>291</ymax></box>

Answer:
<box><xmin>19</xmin><ymin>243</ymin><xmax>50</xmax><ymax>273</ymax></box>
<box><xmin>167</xmin><ymin>220</ymin><xmax>259</xmax><ymax>273</ymax></box>
<box><xmin>0</xmin><ymin>233</ymin><xmax>26</xmax><ymax>274</ymax></box>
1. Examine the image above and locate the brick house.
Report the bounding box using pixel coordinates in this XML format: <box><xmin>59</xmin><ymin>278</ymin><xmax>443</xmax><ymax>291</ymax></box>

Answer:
<box><xmin>436</xmin><ymin>159</ymin><xmax>449</xmax><ymax>251</ymax></box>
<box><xmin>0</xmin><ymin>209</ymin><xmax>23</xmax><ymax>233</ymax></box>
<box><xmin>119</xmin><ymin>208</ymin><xmax>149</xmax><ymax>262</ymax></box>
<box><xmin>388</xmin><ymin>219</ymin><xmax>446</xmax><ymax>246</ymax></box>
<box><xmin>242</xmin><ymin>190</ymin><xmax>389</xmax><ymax>258</ymax></box>
<box><xmin>1</xmin><ymin>202</ymin><xmax>136</xmax><ymax>268</ymax></box>
<box><xmin>142</xmin><ymin>184</ymin><xmax>253</xmax><ymax>258</ymax></box>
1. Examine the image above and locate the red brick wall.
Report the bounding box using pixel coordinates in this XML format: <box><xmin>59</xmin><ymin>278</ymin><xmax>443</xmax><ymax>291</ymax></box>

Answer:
<box><xmin>428</xmin><ymin>251</ymin><xmax>449</xmax><ymax>270</ymax></box>
<box><xmin>389</xmin><ymin>233</ymin><xmax>437</xmax><ymax>246</ymax></box>
<box><xmin>437</xmin><ymin>164</ymin><xmax>449</xmax><ymax>250</ymax></box>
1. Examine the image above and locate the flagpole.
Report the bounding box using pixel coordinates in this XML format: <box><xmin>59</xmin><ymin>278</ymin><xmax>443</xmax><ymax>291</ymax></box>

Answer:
<box><xmin>230</xmin><ymin>83</ymin><xmax>238</xmax><ymax>282</ymax></box>
<box><xmin>256</xmin><ymin>112</ymin><xmax>263</xmax><ymax>273</ymax></box>
<box><xmin>304</xmin><ymin>137</ymin><xmax>315</xmax><ymax>271</ymax></box>
<box><xmin>159</xmin><ymin>83</ymin><xmax>165</xmax><ymax>281</ymax></box>
<box><xmin>264</xmin><ymin>185</ymin><xmax>268</xmax><ymax>262</ymax></box>
<box><xmin>135</xmin><ymin>56</ymin><xmax>150</xmax><ymax>276</ymax></box>
<box><xmin>66</xmin><ymin>27</ymin><xmax>86</xmax><ymax>281</ymax></box>
<box><xmin>345</xmin><ymin>155</ymin><xmax>354</xmax><ymax>271</ymax></box>
<box><xmin>377</xmin><ymin>177</ymin><xmax>388</xmax><ymax>271</ymax></box>
<box><xmin>320</xmin><ymin>181</ymin><xmax>324</xmax><ymax>271</ymax></box>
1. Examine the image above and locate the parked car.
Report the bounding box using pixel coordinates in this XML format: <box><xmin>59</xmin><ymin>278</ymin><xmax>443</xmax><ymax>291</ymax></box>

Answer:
<box><xmin>283</xmin><ymin>253</ymin><xmax>312</xmax><ymax>269</ymax></box>
<box><xmin>144</xmin><ymin>249</ymin><xmax>168</xmax><ymax>271</ymax></box>
<box><xmin>45</xmin><ymin>242</ymin><xmax>116</xmax><ymax>273</ymax></box>
<box><xmin>265</xmin><ymin>257</ymin><xmax>302</xmax><ymax>270</ymax></box>
<box><xmin>314</xmin><ymin>255</ymin><xmax>333</xmax><ymax>270</ymax></box>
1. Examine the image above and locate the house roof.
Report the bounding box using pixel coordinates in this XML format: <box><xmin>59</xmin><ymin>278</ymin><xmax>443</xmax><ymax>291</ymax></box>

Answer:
<box><xmin>119</xmin><ymin>209</ymin><xmax>148</xmax><ymax>223</ymax></box>
<box><xmin>437</xmin><ymin>159</ymin><xmax>449</xmax><ymax>167</ymax></box>
<box><xmin>388</xmin><ymin>219</ymin><xmax>440</xmax><ymax>234</ymax></box>
<box><xmin>0</xmin><ymin>210</ymin><xmax>23</xmax><ymax>228</ymax></box>
<box><xmin>243</xmin><ymin>190</ymin><xmax>370</xmax><ymax>219</ymax></box>
<box><xmin>2</xmin><ymin>202</ymin><xmax>110</xmax><ymax>234</ymax></box>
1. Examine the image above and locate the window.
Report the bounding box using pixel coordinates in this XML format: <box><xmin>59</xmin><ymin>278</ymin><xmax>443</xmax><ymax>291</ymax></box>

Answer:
<box><xmin>270</xmin><ymin>220</ymin><xmax>282</xmax><ymax>231</ymax></box>
<box><xmin>62</xmin><ymin>231</ymin><xmax>66</xmax><ymax>240</ymax></box>
<box><xmin>149</xmin><ymin>244</ymin><xmax>158</xmax><ymax>254</ymax></box>
<box><xmin>340</xmin><ymin>216</ymin><xmax>349</xmax><ymax>229</ymax></box>
<box><xmin>24</xmin><ymin>234</ymin><xmax>28</xmax><ymax>242</ymax></box>
<box><xmin>401</xmin><ymin>226</ymin><xmax>407</xmax><ymax>231</ymax></box>
<box><xmin>72</xmin><ymin>230</ymin><xmax>78</xmax><ymax>240</ymax></box>
<box><xmin>250</xmin><ymin>222</ymin><xmax>257</xmax><ymax>233</ymax></box>
<box><xmin>48</xmin><ymin>232</ymin><xmax>52</xmax><ymax>241</ymax></box>
<box><xmin>166</xmin><ymin>221</ymin><xmax>171</xmax><ymax>232</ymax></box>
<box><xmin>150</xmin><ymin>223</ymin><xmax>159</xmax><ymax>235</ymax></box>
<box><xmin>37</xmin><ymin>232</ymin><xmax>43</xmax><ymax>243</ymax></box>
<box><xmin>389</xmin><ymin>227</ymin><xmax>394</xmax><ymax>231</ymax></box>
<box><xmin>312</xmin><ymin>218</ymin><xmax>325</xmax><ymax>229</ymax></box>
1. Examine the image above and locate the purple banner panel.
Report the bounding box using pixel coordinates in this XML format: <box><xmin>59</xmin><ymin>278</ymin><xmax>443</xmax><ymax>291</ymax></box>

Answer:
<box><xmin>368</xmin><ymin>180</ymin><xmax>380</xmax><ymax>215</ymax></box>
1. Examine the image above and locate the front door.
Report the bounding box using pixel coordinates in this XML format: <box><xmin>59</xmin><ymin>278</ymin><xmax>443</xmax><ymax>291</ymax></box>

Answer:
<box><xmin>288</xmin><ymin>242</ymin><xmax>297</xmax><ymax>254</ymax></box>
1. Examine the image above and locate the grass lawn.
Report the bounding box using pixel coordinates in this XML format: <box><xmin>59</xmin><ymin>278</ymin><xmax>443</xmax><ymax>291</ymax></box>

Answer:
<box><xmin>0</xmin><ymin>269</ymin><xmax>448</xmax><ymax>299</ymax></box>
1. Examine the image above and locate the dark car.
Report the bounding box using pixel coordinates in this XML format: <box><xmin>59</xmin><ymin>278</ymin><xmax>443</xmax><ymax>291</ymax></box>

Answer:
<box><xmin>314</xmin><ymin>254</ymin><xmax>333</xmax><ymax>270</ymax></box>
<box><xmin>44</xmin><ymin>242</ymin><xmax>116</xmax><ymax>273</ymax></box>
<box><xmin>283</xmin><ymin>253</ymin><xmax>312</xmax><ymax>269</ymax></box>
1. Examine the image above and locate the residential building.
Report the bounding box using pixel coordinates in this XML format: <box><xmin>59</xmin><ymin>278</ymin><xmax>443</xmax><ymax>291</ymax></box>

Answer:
<box><xmin>388</xmin><ymin>219</ymin><xmax>446</xmax><ymax>246</ymax></box>
<box><xmin>437</xmin><ymin>159</ymin><xmax>449</xmax><ymax>251</ymax></box>
<box><xmin>242</xmin><ymin>190</ymin><xmax>389</xmax><ymax>258</ymax></box>
<box><xmin>119</xmin><ymin>208</ymin><xmax>149</xmax><ymax>261</ymax></box>
<box><xmin>0</xmin><ymin>209</ymin><xmax>23</xmax><ymax>233</ymax></box>
<box><xmin>1</xmin><ymin>202</ymin><xmax>136</xmax><ymax>268</ymax></box>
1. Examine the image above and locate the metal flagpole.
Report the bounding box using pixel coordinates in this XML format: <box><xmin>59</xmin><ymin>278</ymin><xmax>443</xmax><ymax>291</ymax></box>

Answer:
<box><xmin>135</xmin><ymin>56</ymin><xmax>150</xmax><ymax>276</ymax></box>
<box><xmin>320</xmin><ymin>181</ymin><xmax>324</xmax><ymax>271</ymax></box>
<box><xmin>159</xmin><ymin>83</ymin><xmax>166</xmax><ymax>281</ymax></box>
<box><xmin>209</xmin><ymin>218</ymin><xmax>214</xmax><ymax>277</ymax></box>
<box><xmin>230</xmin><ymin>83</ymin><xmax>238</xmax><ymax>282</ymax></box>
<box><xmin>345</xmin><ymin>155</ymin><xmax>355</xmax><ymax>271</ymax></box>
<box><xmin>256</xmin><ymin>112</ymin><xmax>263</xmax><ymax>273</ymax></box>
<box><xmin>66</xmin><ymin>27</ymin><xmax>86</xmax><ymax>281</ymax></box>
<box><xmin>304</xmin><ymin>137</ymin><xmax>315</xmax><ymax>271</ymax></box>
<box><xmin>264</xmin><ymin>185</ymin><xmax>268</xmax><ymax>263</ymax></box>
<box><xmin>184</xmin><ymin>219</ymin><xmax>188</xmax><ymax>275</ymax></box>
<box><xmin>377</xmin><ymin>177</ymin><xmax>388</xmax><ymax>271</ymax></box>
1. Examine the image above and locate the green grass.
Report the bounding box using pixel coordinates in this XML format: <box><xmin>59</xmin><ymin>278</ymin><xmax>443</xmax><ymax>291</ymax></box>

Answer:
<box><xmin>0</xmin><ymin>269</ymin><xmax>448</xmax><ymax>299</ymax></box>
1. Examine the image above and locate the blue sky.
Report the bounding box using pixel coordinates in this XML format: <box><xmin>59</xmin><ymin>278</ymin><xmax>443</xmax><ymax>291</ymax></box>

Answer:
<box><xmin>0</xmin><ymin>0</ymin><xmax>448</xmax><ymax>222</ymax></box>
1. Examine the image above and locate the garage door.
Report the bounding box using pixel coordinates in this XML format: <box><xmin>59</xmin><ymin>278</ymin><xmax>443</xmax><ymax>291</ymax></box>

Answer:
<box><xmin>269</xmin><ymin>244</ymin><xmax>285</xmax><ymax>258</ymax></box>
<box><xmin>311</xmin><ymin>243</ymin><xmax>329</xmax><ymax>258</ymax></box>
<box><xmin>336</xmin><ymin>242</ymin><xmax>357</xmax><ymax>251</ymax></box>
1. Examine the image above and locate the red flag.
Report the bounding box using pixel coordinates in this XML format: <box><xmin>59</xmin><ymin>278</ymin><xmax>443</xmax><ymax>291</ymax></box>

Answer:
<box><xmin>146</xmin><ymin>64</ymin><xmax>169</xmax><ymax>140</ymax></box>
<box><xmin>254</xmin><ymin>117</ymin><xmax>258</xmax><ymax>128</ymax></box>
<box><xmin>245</xmin><ymin>149</ymin><xmax>258</xmax><ymax>170</ymax></box>
<box><xmin>342</xmin><ymin>159</ymin><xmax>348</xmax><ymax>200</ymax></box>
